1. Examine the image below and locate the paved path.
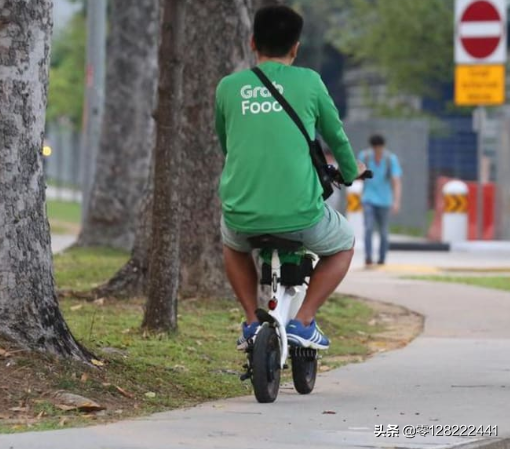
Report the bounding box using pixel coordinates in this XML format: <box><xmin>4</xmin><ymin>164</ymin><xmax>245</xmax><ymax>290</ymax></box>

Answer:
<box><xmin>46</xmin><ymin>186</ymin><xmax>82</xmax><ymax>203</ymax></box>
<box><xmin>2</xmin><ymin>252</ymin><xmax>510</xmax><ymax>449</ymax></box>
<box><xmin>351</xmin><ymin>240</ymin><xmax>510</xmax><ymax>273</ymax></box>
<box><xmin>51</xmin><ymin>234</ymin><xmax>75</xmax><ymax>254</ymax></box>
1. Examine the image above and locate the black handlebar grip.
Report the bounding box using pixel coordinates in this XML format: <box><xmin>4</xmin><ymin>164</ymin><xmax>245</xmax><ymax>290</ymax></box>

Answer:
<box><xmin>327</xmin><ymin>166</ymin><xmax>373</xmax><ymax>185</ymax></box>
<box><xmin>360</xmin><ymin>170</ymin><xmax>373</xmax><ymax>180</ymax></box>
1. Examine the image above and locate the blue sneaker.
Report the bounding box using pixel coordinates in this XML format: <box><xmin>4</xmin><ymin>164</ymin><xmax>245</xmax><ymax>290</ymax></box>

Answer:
<box><xmin>286</xmin><ymin>319</ymin><xmax>330</xmax><ymax>350</ymax></box>
<box><xmin>237</xmin><ymin>321</ymin><xmax>260</xmax><ymax>350</ymax></box>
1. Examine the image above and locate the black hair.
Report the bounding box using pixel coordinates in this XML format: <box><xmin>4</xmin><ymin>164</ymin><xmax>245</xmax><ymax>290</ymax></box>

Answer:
<box><xmin>369</xmin><ymin>134</ymin><xmax>385</xmax><ymax>147</ymax></box>
<box><xmin>253</xmin><ymin>6</ymin><xmax>303</xmax><ymax>58</ymax></box>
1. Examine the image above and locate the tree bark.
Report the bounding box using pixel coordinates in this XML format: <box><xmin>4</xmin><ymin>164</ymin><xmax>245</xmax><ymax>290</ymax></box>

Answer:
<box><xmin>93</xmin><ymin>0</ymin><xmax>253</xmax><ymax>301</ymax></box>
<box><xmin>77</xmin><ymin>0</ymin><xmax>159</xmax><ymax>251</ymax></box>
<box><xmin>142</xmin><ymin>0</ymin><xmax>187</xmax><ymax>332</ymax></box>
<box><xmin>90</xmin><ymin>166</ymin><xmax>154</xmax><ymax>299</ymax></box>
<box><xmin>178</xmin><ymin>0</ymin><xmax>253</xmax><ymax>298</ymax></box>
<box><xmin>0</xmin><ymin>0</ymin><xmax>92</xmax><ymax>361</ymax></box>
<box><xmin>253</xmin><ymin>0</ymin><xmax>282</xmax><ymax>9</ymax></box>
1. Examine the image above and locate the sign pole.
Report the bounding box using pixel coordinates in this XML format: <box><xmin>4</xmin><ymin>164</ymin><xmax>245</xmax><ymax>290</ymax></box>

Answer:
<box><xmin>475</xmin><ymin>106</ymin><xmax>485</xmax><ymax>240</ymax></box>
<box><xmin>455</xmin><ymin>0</ymin><xmax>507</xmax><ymax>241</ymax></box>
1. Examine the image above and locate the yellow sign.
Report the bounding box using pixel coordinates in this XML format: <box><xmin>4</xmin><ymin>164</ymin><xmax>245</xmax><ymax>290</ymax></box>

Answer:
<box><xmin>347</xmin><ymin>193</ymin><xmax>362</xmax><ymax>213</ymax></box>
<box><xmin>42</xmin><ymin>145</ymin><xmax>52</xmax><ymax>157</ymax></box>
<box><xmin>444</xmin><ymin>194</ymin><xmax>468</xmax><ymax>213</ymax></box>
<box><xmin>455</xmin><ymin>64</ymin><xmax>505</xmax><ymax>106</ymax></box>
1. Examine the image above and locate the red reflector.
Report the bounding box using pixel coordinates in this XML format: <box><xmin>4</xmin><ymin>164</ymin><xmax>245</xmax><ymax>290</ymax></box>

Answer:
<box><xmin>268</xmin><ymin>299</ymin><xmax>278</xmax><ymax>310</ymax></box>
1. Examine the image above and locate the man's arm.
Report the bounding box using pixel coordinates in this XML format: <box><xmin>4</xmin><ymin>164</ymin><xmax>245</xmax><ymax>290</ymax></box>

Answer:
<box><xmin>390</xmin><ymin>154</ymin><xmax>403</xmax><ymax>214</ymax></box>
<box><xmin>315</xmin><ymin>75</ymin><xmax>358</xmax><ymax>184</ymax></box>
<box><xmin>215</xmin><ymin>84</ymin><xmax>227</xmax><ymax>155</ymax></box>
<box><xmin>392</xmin><ymin>177</ymin><xmax>402</xmax><ymax>214</ymax></box>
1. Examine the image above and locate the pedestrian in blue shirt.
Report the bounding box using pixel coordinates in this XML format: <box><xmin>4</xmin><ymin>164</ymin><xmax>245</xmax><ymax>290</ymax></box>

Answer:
<box><xmin>359</xmin><ymin>134</ymin><xmax>402</xmax><ymax>266</ymax></box>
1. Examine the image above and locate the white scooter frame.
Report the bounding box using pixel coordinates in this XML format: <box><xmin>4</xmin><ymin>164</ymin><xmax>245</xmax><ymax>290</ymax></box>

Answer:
<box><xmin>260</xmin><ymin>249</ymin><xmax>311</xmax><ymax>368</ymax></box>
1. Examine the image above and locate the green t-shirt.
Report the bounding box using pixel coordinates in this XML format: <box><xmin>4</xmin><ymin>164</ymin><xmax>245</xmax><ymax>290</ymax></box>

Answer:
<box><xmin>215</xmin><ymin>61</ymin><xmax>358</xmax><ymax>234</ymax></box>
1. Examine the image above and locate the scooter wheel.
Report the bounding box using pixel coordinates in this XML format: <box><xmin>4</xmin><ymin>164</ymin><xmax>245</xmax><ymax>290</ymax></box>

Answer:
<box><xmin>251</xmin><ymin>324</ymin><xmax>281</xmax><ymax>403</ymax></box>
<box><xmin>291</xmin><ymin>347</ymin><xmax>318</xmax><ymax>395</ymax></box>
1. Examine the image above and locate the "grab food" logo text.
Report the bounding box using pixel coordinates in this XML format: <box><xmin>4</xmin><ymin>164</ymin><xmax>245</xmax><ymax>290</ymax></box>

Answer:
<box><xmin>240</xmin><ymin>83</ymin><xmax>284</xmax><ymax>115</ymax></box>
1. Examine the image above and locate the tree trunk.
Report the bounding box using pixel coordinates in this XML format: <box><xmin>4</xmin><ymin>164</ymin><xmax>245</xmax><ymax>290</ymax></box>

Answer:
<box><xmin>77</xmin><ymin>0</ymin><xmax>159</xmax><ymax>251</ymax></box>
<box><xmin>94</xmin><ymin>0</ymin><xmax>253</xmax><ymax>301</ymax></box>
<box><xmin>178</xmin><ymin>0</ymin><xmax>253</xmax><ymax>298</ymax></box>
<box><xmin>91</xmin><ymin>167</ymin><xmax>154</xmax><ymax>299</ymax></box>
<box><xmin>0</xmin><ymin>0</ymin><xmax>92</xmax><ymax>362</ymax></box>
<box><xmin>254</xmin><ymin>0</ymin><xmax>282</xmax><ymax>9</ymax></box>
<box><xmin>142</xmin><ymin>0</ymin><xmax>187</xmax><ymax>332</ymax></box>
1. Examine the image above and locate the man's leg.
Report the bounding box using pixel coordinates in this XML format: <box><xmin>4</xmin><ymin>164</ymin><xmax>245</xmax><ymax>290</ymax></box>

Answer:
<box><xmin>282</xmin><ymin>206</ymin><xmax>354</xmax><ymax>348</ymax></box>
<box><xmin>294</xmin><ymin>247</ymin><xmax>354</xmax><ymax>326</ymax></box>
<box><xmin>223</xmin><ymin>245</ymin><xmax>258</xmax><ymax>324</ymax></box>
<box><xmin>375</xmin><ymin>206</ymin><xmax>390</xmax><ymax>264</ymax></box>
<box><xmin>363</xmin><ymin>203</ymin><xmax>375</xmax><ymax>264</ymax></box>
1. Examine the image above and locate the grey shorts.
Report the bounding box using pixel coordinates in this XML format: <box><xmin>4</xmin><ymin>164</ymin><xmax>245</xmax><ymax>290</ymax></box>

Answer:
<box><xmin>221</xmin><ymin>204</ymin><xmax>355</xmax><ymax>256</ymax></box>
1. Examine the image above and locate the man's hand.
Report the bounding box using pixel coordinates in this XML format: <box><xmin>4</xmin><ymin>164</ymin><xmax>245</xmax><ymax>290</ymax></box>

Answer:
<box><xmin>391</xmin><ymin>202</ymin><xmax>401</xmax><ymax>214</ymax></box>
<box><xmin>356</xmin><ymin>160</ymin><xmax>367</xmax><ymax>177</ymax></box>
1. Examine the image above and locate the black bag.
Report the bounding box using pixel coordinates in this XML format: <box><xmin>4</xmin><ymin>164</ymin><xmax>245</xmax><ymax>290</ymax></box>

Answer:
<box><xmin>260</xmin><ymin>255</ymin><xmax>314</xmax><ymax>286</ymax></box>
<box><xmin>251</xmin><ymin>67</ymin><xmax>334</xmax><ymax>200</ymax></box>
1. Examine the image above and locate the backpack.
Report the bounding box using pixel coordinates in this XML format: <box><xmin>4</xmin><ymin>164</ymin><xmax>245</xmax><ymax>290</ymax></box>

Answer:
<box><xmin>359</xmin><ymin>149</ymin><xmax>393</xmax><ymax>181</ymax></box>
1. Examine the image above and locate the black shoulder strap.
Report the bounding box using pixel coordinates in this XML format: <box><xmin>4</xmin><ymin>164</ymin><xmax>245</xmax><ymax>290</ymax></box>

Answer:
<box><xmin>384</xmin><ymin>150</ymin><xmax>392</xmax><ymax>180</ymax></box>
<box><xmin>251</xmin><ymin>67</ymin><xmax>313</xmax><ymax>147</ymax></box>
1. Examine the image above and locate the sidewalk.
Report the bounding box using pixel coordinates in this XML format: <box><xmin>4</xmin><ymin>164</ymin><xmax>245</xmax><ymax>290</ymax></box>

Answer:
<box><xmin>351</xmin><ymin>246</ymin><xmax>510</xmax><ymax>273</ymax></box>
<box><xmin>46</xmin><ymin>185</ymin><xmax>82</xmax><ymax>203</ymax></box>
<box><xmin>2</xmin><ymin>251</ymin><xmax>509</xmax><ymax>449</ymax></box>
<box><xmin>51</xmin><ymin>234</ymin><xmax>75</xmax><ymax>254</ymax></box>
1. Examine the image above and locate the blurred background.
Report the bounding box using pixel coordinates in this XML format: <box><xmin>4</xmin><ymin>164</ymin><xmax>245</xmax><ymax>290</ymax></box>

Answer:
<box><xmin>44</xmin><ymin>0</ymin><xmax>510</xmax><ymax>242</ymax></box>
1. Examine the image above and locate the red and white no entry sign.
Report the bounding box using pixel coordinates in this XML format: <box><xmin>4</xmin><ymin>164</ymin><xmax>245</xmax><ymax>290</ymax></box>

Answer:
<box><xmin>461</xmin><ymin>1</ymin><xmax>502</xmax><ymax>58</ymax></box>
<box><xmin>455</xmin><ymin>0</ymin><xmax>507</xmax><ymax>64</ymax></box>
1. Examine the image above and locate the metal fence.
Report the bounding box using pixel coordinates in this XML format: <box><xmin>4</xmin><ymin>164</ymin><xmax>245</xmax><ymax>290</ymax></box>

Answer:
<box><xmin>429</xmin><ymin>117</ymin><xmax>477</xmax><ymax>189</ymax></box>
<box><xmin>495</xmin><ymin>107</ymin><xmax>510</xmax><ymax>240</ymax></box>
<box><xmin>44</xmin><ymin>123</ymin><xmax>82</xmax><ymax>202</ymax></box>
<box><xmin>43</xmin><ymin>115</ymin><xmax>510</xmax><ymax>240</ymax></box>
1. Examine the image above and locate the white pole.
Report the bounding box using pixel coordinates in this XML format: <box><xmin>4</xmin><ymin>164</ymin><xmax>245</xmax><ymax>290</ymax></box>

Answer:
<box><xmin>346</xmin><ymin>180</ymin><xmax>364</xmax><ymax>244</ymax></box>
<box><xmin>442</xmin><ymin>180</ymin><xmax>469</xmax><ymax>243</ymax></box>
<box><xmin>81</xmin><ymin>0</ymin><xmax>107</xmax><ymax>223</ymax></box>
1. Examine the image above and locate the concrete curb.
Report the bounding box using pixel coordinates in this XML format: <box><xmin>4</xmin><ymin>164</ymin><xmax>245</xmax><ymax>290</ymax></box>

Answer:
<box><xmin>389</xmin><ymin>241</ymin><xmax>450</xmax><ymax>251</ymax></box>
<box><xmin>443</xmin><ymin>267</ymin><xmax>510</xmax><ymax>273</ymax></box>
<box><xmin>387</xmin><ymin>239</ymin><xmax>510</xmax><ymax>254</ymax></box>
<box><xmin>452</xmin><ymin>241</ymin><xmax>510</xmax><ymax>253</ymax></box>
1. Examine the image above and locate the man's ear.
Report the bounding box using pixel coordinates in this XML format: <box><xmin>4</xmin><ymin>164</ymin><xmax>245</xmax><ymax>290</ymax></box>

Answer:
<box><xmin>250</xmin><ymin>35</ymin><xmax>257</xmax><ymax>52</ymax></box>
<box><xmin>290</xmin><ymin>41</ymin><xmax>300</xmax><ymax>59</ymax></box>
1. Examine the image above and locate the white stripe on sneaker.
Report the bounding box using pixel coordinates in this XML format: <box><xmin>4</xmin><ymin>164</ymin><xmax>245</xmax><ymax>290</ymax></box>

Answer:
<box><xmin>313</xmin><ymin>331</ymin><xmax>321</xmax><ymax>343</ymax></box>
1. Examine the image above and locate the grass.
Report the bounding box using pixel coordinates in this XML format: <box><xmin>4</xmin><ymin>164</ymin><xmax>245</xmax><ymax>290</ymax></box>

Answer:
<box><xmin>389</xmin><ymin>224</ymin><xmax>425</xmax><ymax>238</ymax></box>
<box><xmin>0</xmin><ymin>247</ymin><xmax>383</xmax><ymax>433</ymax></box>
<box><xmin>46</xmin><ymin>200</ymin><xmax>81</xmax><ymax>235</ymax></box>
<box><xmin>389</xmin><ymin>210</ymin><xmax>434</xmax><ymax>238</ymax></box>
<box><xmin>47</xmin><ymin>200</ymin><xmax>81</xmax><ymax>224</ymax></box>
<box><xmin>412</xmin><ymin>275</ymin><xmax>510</xmax><ymax>292</ymax></box>
<box><xmin>53</xmin><ymin>247</ymin><xmax>129</xmax><ymax>291</ymax></box>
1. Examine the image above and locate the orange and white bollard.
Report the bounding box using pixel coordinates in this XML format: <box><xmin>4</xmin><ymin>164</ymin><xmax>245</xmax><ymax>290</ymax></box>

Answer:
<box><xmin>346</xmin><ymin>180</ymin><xmax>364</xmax><ymax>243</ymax></box>
<box><xmin>442</xmin><ymin>180</ymin><xmax>468</xmax><ymax>243</ymax></box>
